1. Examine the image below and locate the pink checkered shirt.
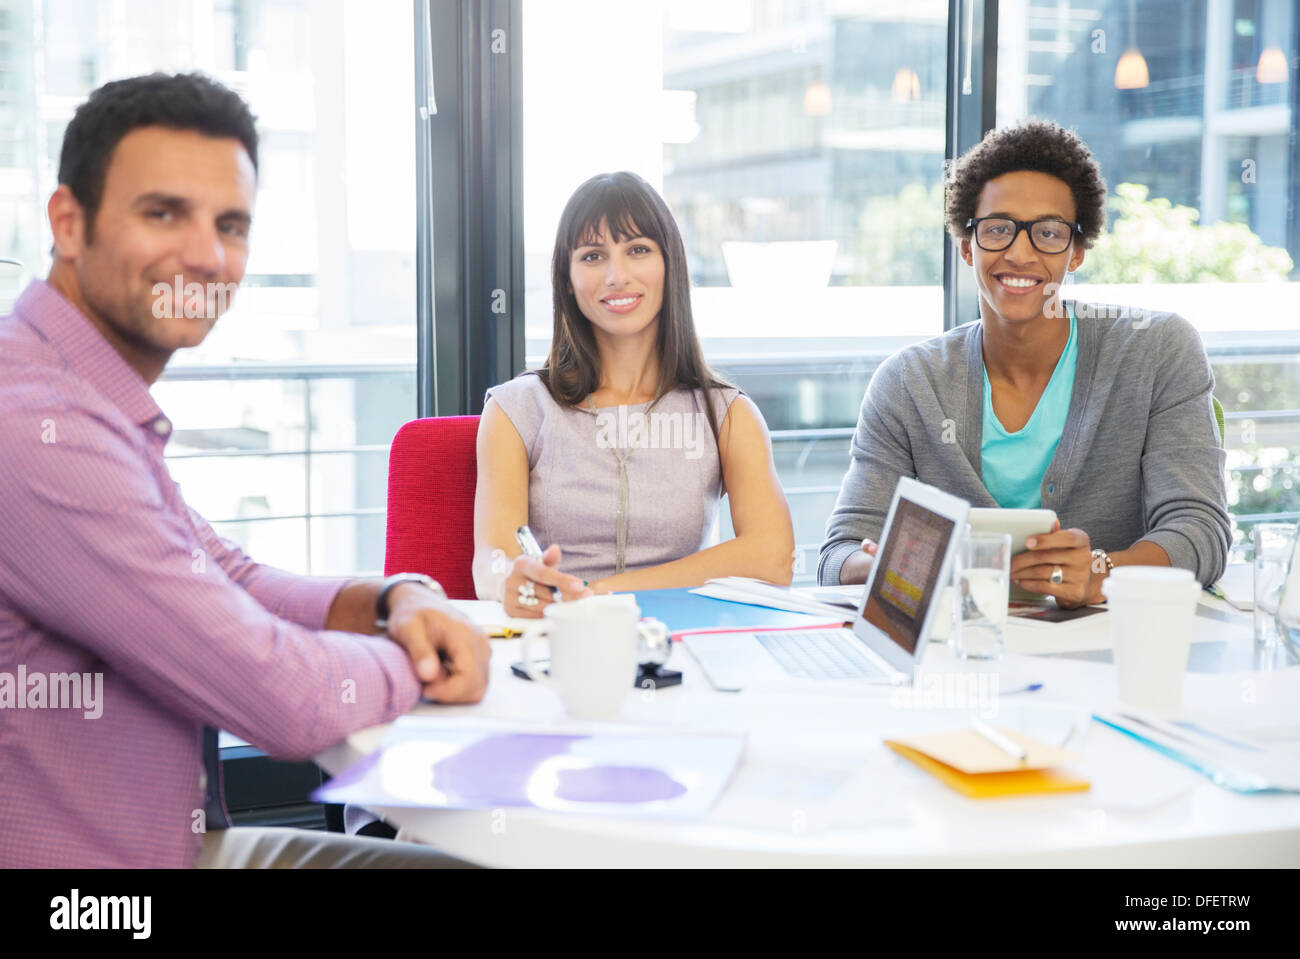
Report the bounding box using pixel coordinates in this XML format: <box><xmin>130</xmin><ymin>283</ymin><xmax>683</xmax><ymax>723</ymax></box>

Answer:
<box><xmin>0</xmin><ymin>281</ymin><xmax>421</xmax><ymax>867</ymax></box>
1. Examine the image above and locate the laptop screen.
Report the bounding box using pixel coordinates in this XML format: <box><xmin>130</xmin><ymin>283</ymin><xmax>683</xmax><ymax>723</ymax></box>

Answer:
<box><xmin>860</xmin><ymin>495</ymin><xmax>956</xmax><ymax>655</ymax></box>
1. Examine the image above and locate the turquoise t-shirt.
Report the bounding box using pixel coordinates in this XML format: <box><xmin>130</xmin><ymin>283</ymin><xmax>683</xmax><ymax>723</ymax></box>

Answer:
<box><xmin>981</xmin><ymin>310</ymin><xmax>1078</xmax><ymax>509</ymax></box>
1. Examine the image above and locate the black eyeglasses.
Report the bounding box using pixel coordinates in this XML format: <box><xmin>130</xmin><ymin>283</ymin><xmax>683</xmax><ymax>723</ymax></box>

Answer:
<box><xmin>966</xmin><ymin>217</ymin><xmax>1082</xmax><ymax>254</ymax></box>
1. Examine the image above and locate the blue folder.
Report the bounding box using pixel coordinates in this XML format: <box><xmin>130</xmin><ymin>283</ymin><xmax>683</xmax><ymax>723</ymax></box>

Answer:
<box><xmin>632</xmin><ymin>587</ymin><xmax>845</xmax><ymax>635</ymax></box>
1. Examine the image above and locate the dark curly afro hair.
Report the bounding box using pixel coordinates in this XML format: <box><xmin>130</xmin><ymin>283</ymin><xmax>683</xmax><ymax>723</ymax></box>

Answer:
<box><xmin>944</xmin><ymin>119</ymin><xmax>1107</xmax><ymax>248</ymax></box>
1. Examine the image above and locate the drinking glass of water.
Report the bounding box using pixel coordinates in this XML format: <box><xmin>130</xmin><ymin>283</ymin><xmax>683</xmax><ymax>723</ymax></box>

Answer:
<box><xmin>1254</xmin><ymin>523</ymin><xmax>1296</xmax><ymax>649</ymax></box>
<box><xmin>953</xmin><ymin>531</ymin><xmax>1012</xmax><ymax>660</ymax></box>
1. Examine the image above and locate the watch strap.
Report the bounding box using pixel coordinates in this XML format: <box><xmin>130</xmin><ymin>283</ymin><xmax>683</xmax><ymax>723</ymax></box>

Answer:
<box><xmin>375</xmin><ymin>573</ymin><xmax>445</xmax><ymax>629</ymax></box>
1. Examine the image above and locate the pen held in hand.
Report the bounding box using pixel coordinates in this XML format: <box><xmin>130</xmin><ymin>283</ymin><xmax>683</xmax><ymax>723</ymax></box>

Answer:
<box><xmin>516</xmin><ymin>524</ymin><xmax>563</xmax><ymax>603</ymax></box>
<box><xmin>418</xmin><ymin>650</ymin><xmax>455</xmax><ymax>680</ymax></box>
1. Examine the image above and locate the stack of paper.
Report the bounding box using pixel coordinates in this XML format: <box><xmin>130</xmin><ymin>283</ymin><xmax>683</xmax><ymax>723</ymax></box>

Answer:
<box><xmin>455</xmin><ymin>599</ymin><xmax>535</xmax><ymax>637</ymax></box>
<box><xmin>1213</xmin><ymin>564</ymin><xmax>1254</xmax><ymax>611</ymax></box>
<box><xmin>691</xmin><ymin>577</ymin><xmax>856</xmax><ymax>619</ymax></box>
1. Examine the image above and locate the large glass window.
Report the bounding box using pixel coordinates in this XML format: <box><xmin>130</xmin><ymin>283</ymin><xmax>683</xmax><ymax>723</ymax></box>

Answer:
<box><xmin>1</xmin><ymin>0</ymin><xmax>417</xmax><ymax>575</ymax></box>
<box><xmin>998</xmin><ymin>0</ymin><xmax>1300</xmax><ymax>549</ymax></box>
<box><xmin>524</xmin><ymin>0</ymin><xmax>949</xmax><ymax>580</ymax></box>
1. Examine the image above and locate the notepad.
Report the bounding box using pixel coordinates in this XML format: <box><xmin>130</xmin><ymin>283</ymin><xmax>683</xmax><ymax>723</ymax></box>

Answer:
<box><xmin>1213</xmin><ymin>564</ymin><xmax>1254</xmax><ymax>611</ymax></box>
<box><xmin>690</xmin><ymin>578</ymin><xmax>856</xmax><ymax>619</ymax></box>
<box><xmin>884</xmin><ymin>728</ymin><xmax>1090</xmax><ymax>798</ymax></box>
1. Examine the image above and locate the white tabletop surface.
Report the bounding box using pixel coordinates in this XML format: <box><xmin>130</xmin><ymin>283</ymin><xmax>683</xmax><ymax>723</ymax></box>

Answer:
<box><xmin>316</xmin><ymin>594</ymin><xmax>1300</xmax><ymax>867</ymax></box>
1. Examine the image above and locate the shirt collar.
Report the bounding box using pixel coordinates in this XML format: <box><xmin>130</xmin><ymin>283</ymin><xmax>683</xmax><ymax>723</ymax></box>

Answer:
<box><xmin>13</xmin><ymin>280</ymin><xmax>173</xmax><ymax>438</ymax></box>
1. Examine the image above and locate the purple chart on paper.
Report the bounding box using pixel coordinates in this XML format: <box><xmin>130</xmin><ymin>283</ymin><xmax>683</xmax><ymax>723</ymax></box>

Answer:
<box><xmin>313</xmin><ymin>718</ymin><xmax>743</xmax><ymax>819</ymax></box>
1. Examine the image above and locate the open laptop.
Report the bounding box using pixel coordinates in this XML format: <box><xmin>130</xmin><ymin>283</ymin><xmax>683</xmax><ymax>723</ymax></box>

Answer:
<box><xmin>685</xmin><ymin>477</ymin><xmax>970</xmax><ymax>691</ymax></box>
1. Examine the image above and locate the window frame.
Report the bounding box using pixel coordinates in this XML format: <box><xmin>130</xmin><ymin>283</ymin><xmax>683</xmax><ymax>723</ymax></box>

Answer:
<box><xmin>419</xmin><ymin>0</ymin><xmax>997</xmax><ymax>411</ymax></box>
<box><xmin>416</xmin><ymin>0</ymin><xmax>525</xmax><ymax>417</ymax></box>
<box><xmin>416</xmin><ymin>0</ymin><xmax>1300</xmax><ymax>542</ymax></box>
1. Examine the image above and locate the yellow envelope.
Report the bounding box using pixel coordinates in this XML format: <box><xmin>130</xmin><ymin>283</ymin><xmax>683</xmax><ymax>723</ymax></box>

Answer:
<box><xmin>884</xmin><ymin>728</ymin><xmax>1090</xmax><ymax>798</ymax></box>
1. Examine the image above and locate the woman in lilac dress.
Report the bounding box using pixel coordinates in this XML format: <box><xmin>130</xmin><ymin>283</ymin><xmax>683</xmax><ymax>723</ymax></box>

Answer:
<box><xmin>474</xmin><ymin>172</ymin><xmax>794</xmax><ymax>616</ymax></box>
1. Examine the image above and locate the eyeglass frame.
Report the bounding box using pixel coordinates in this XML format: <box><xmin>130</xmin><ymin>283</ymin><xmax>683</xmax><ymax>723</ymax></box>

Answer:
<box><xmin>965</xmin><ymin>217</ymin><xmax>1083</xmax><ymax>255</ymax></box>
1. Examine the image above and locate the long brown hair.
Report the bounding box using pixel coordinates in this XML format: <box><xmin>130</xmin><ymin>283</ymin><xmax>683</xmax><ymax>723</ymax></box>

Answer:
<box><xmin>537</xmin><ymin>171</ymin><xmax>733</xmax><ymax>443</ymax></box>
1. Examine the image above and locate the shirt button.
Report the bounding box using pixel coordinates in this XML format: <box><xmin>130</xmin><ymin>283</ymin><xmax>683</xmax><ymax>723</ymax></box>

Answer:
<box><xmin>152</xmin><ymin>419</ymin><xmax>173</xmax><ymax>437</ymax></box>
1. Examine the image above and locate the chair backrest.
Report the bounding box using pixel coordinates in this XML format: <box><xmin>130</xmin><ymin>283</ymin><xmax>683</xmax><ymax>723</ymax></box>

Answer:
<box><xmin>384</xmin><ymin>415</ymin><xmax>480</xmax><ymax>599</ymax></box>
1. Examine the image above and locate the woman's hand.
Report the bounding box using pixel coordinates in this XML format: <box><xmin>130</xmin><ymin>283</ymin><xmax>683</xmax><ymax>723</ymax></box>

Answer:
<box><xmin>502</xmin><ymin>544</ymin><xmax>592</xmax><ymax>618</ymax></box>
<box><xmin>1010</xmin><ymin>520</ymin><xmax>1101</xmax><ymax>608</ymax></box>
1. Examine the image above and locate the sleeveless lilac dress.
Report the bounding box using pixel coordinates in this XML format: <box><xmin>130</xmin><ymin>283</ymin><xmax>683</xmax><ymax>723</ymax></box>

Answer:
<box><xmin>484</xmin><ymin>373</ymin><xmax>741</xmax><ymax>583</ymax></box>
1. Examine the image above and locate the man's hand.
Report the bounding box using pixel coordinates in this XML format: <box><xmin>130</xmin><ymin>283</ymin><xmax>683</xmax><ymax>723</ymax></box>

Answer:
<box><xmin>1010</xmin><ymin>521</ymin><xmax>1100</xmax><ymax>608</ymax></box>
<box><xmin>503</xmin><ymin>544</ymin><xmax>592</xmax><ymax>618</ymax></box>
<box><xmin>385</xmin><ymin>584</ymin><xmax>491</xmax><ymax>702</ymax></box>
<box><xmin>838</xmin><ymin>538</ymin><xmax>879</xmax><ymax>585</ymax></box>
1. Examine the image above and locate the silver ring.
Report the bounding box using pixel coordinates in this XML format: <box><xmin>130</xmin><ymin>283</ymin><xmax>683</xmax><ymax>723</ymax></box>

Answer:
<box><xmin>1050</xmin><ymin>566</ymin><xmax>1064</xmax><ymax>585</ymax></box>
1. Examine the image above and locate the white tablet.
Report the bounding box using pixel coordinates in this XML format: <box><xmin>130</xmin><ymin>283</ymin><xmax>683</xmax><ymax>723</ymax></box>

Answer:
<box><xmin>967</xmin><ymin>508</ymin><xmax>1057</xmax><ymax>554</ymax></box>
<box><xmin>967</xmin><ymin>508</ymin><xmax>1058</xmax><ymax>601</ymax></box>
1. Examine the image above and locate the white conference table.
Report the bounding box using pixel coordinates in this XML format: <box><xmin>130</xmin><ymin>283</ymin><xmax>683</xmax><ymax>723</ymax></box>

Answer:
<box><xmin>316</xmin><ymin>594</ymin><xmax>1300</xmax><ymax>867</ymax></box>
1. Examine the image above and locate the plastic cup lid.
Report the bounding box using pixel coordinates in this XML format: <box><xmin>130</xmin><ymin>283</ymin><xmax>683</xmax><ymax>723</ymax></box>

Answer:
<box><xmin>1102</xmin><ymin>565</ymin><xmax>1200</xmax><ymax>600</ymax></box>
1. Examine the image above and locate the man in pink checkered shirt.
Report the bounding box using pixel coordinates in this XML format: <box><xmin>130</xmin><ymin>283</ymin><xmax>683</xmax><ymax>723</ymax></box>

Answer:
<box><xmin>0</xmin><ymin>73</ymin><xmax>491</xmax><ymax>868</ymax></box>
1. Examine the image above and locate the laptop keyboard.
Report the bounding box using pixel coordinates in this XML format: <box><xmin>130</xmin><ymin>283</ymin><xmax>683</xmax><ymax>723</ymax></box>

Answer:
<box><xmin>754</xmin><ymin>630</ymin><xmax>890</xmax><ymax>681</ymax></box>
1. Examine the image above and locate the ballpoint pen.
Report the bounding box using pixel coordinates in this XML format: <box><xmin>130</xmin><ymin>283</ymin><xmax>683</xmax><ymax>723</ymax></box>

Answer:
<box><xmin>972</xmin><ymin>720</ymin><xmax>1028</xmax><ymax>762</ymax></box>
<box><xmin>1001</xmin><ymin>682</ymin><xmax>1044</xmax><ymax>696</ymax></box>
<box><xmin>516</xmin><ymin>524</ymin><xmax>563</xmax><ymax>603</ymax></box>
<box><xmin>515</xmin><ymin>526</ymin><xmax>592</xmax><ymax>603</ymax></box>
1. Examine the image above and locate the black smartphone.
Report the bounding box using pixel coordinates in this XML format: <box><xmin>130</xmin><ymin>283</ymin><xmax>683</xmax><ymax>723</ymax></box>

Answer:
<box><xmin>510</xmin><ymin>661</ymin><xmax>683</xmax><ymax>689</ymax></box>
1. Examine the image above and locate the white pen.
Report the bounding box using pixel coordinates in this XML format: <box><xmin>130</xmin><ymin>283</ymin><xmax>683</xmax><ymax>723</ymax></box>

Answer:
<box><xmin>971</xmin><ymin>720</ymin><xmax>1028</xmax><ymax>762</ymax></box>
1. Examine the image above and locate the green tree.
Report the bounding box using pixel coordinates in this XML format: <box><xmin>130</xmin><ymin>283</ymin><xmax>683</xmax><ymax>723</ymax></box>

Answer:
<box><xmin>853</xmin><ymin>181</ymin><xmax>945</xmax><ymax>285</ymax></box>
<box><xmin>1079</xmin><ymin>183</ymin><xmax>1294</xmax><ymax>283</ymax></box>
<box><xmin>1080</xmin><ymin>184</ymin><xmax>1299</xmax><ymax>541</ymax></box>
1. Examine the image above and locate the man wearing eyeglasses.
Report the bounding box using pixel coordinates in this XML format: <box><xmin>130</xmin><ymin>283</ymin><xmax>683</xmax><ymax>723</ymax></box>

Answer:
<box><xmin>821</xmin><ymin>119</ymin><xmax>1230</xmax><ymax>605</ymax></box>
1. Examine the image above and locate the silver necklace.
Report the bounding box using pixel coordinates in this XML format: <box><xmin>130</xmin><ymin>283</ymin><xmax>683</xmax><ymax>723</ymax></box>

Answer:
<box><xmin>588</xmin><ymin>394</ymin><xmax>634</xmax><ymax>574</ymax></box>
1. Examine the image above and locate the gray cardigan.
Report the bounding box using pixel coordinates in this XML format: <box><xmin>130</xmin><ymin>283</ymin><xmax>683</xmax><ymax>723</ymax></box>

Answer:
<box><xmin>819</xmin><ymin>302</ymin><xmax>1231</xmax><ymax>587</ymax></box>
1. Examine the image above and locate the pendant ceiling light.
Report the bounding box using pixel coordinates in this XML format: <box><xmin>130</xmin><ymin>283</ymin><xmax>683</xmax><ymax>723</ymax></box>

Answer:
<box><xmin>803</xmin><ymin>80</ymin><xmax>831</xmax><ymax>116</ymax></box>
<box><xmin>891</xmin><ymin>67</ymin><xmax>921</xmax><ymax>103</ymax></box>
<box><xmin>1256</xmin><ymin>45</ymin><xmax>1288</xmax><ymax>84</ymax></box>
<box><xmin>1115</xmin><ymin>0</ymin><xmax>1150</xmax><ymax>90</ymax></box>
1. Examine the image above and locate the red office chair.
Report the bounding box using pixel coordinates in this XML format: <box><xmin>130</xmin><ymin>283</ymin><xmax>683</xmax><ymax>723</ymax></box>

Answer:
<box><xmin>383</xmin><ymin>415</ymin><xmax>480</xmax><ymax>599</ymax></box>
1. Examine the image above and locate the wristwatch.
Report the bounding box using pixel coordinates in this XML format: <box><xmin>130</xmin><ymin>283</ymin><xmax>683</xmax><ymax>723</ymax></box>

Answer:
<box><xmin>375</xmin><ymin>573</ymin><xmax>447</xmax><ymax>630</ymax></box>
<box><xmin>1090</xmin><ymin>548</ymin><xmax>1114</xmax><ymax>577</ymax></box>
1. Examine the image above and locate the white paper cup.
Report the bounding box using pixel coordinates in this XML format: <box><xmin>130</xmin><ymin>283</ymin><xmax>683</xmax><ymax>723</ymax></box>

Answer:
<box><xmin>519</xmin><ymin>594</ymin><xmax>641</xmax><ymax>719</ymax></box>
<box><xmin>1102</xmin><ymin>567</ymin><xmax>1201</xmax><ymax>714</ymax></box>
